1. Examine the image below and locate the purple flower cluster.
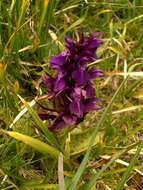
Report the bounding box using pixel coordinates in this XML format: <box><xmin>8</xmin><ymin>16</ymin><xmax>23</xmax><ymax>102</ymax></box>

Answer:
<box><xmin>39</xmin><ymin>29</ymin><xmax>104</xmax><ymax>131</ymax></box>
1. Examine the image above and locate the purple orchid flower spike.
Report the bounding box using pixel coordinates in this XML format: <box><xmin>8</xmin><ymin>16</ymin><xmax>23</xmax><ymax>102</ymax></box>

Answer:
<box><xmin>38</xmin><ymin>28</ymin><xmax>104</xmax><ymax>131</ymax></box>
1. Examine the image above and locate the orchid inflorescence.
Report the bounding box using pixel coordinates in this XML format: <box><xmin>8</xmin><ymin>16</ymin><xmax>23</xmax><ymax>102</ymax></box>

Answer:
<box><xmin>38</xmin><ymin>28</ymin><xmax>104</xmax><ymax>131</ymax></box>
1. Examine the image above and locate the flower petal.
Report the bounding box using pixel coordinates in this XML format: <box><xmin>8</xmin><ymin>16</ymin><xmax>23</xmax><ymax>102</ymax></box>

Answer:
<box><xmin>38</xmin><ymin>113</ymin><xmax>50</xmax><ymax>120</ymax></box>
<box><xmin>88</xmin><ymin>40</ymin><xmax>103</xmax><ymax>49</ymax></box>
<box><xmin>88</xmin><ymin>68</ymin><xmax>104</xmax><ymax>79</ymax></box>
<box><xmin>63</xmin><ymin>115</ymin><xmax>77</xmax><ymax>125</ymax></box>
<box><xmin>72</xmin><ymin>68</ymin><xmax>89</xmax><ymax>86</ymax></box>
<box><xmin>42</xmin><ymin>74</ymin><xmax>54</xmax><ymax>90</ymax></box>
<box><xmin>64</xmin><ymin>36</ymin><xmax>75</xmax><ymax>44</ymax></box>
<box><xmin>84</xmin><ymin>98</ymin><xmax>101</xmax><ymax>112</ymax></box>
<box><xmin>50</xmin><ymin>50</ymin><xmax>68</xmax><ymax>69</ymax></box>
<box><xmin>80</xmin><ymin>27</ymin><xmax>85</xmax><ymax>43</ymax></box>
<box><xmin>69</xmin><ymin>100</ymin><xmax>84</xmax><ymax>118</ymax></box>
<box><xmin>55</xmin><ymin>120</ymin><xmax>66</xmax><ymax>130</ymax></box>
<box><xmin>54</xmin><ymin>77</ymin><xmax>66</xmax><ymax>93</ymax></box>
<box><xmin>86</xmin><ymin>83</ymin><xmax>95</xmax><ymax>98</ymax></box>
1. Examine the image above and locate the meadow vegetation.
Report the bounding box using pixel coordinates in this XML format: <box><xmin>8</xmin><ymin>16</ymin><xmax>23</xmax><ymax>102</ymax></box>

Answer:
<box><xmin>0</xmin><ymin>0</ymin><xmax>143</xmax><ymax>189</ymax></box>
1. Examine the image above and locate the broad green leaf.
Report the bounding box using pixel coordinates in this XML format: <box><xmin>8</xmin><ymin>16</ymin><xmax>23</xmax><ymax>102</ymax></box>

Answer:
<box><xmin>21</xmin><ymin>183</ymin><xmax>57</xmax><ymax>190</ymax></box>
<box><xmin>5</xmin><ymin>130</ymin><xmax>60</xmax><ymax>158</ymax></box>
<box><xmin>70</xmin><ymin>128</ymin><xmax>103</xmax><ymax>156</ymax></box>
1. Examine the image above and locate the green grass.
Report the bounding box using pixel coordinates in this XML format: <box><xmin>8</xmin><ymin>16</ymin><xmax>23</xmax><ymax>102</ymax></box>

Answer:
<box><xmin>1</xmin><ymin>0</ymin><xmax>143</xmax><ymax>189</ymax></box>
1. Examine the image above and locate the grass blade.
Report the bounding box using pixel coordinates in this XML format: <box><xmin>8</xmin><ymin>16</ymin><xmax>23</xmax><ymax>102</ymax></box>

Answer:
<box><xmin>83</xmin><ymin>142</ymin><xmax>141</xmax><ymax>189</ymax></box>
<box><xmin>4</xmin><ymin>12</ymin><xmax>37</xmax><ymax>53</ymax></box>
<box><xmin>112</xmin><ymin>123</ymin><xmax>143</xmax><ymax>146</ymax></box>
<box><xmin>9</xmin><ymin>99</ymin><xmax>36</xmax><ymax>129</ymax></box>
<box><xmin>83</xmin><ymin>150</ymin><xmax>124</xmax><ymax>190</ymax></box>
<box><xmin>38</xmin><ymin>0</ymin><xmax>49</xmax><ymax>37</ymax></box>
<box><xmin>125</xmin><ymin>77</ymin><xmax>143</xmax><ymax>97</ymax></box>
<box><xmin>116</xmin><ymin>140</ymin><xmax>143</xmax><ymax>190</ymax></box>
<box><xmin>59</xmin><ymin>12</ymin><xmax>87</xmax><ymax>39</ymax></box>
<box><xmin>68</xmin><ymin>77</ymin><xmax>129</xmax><ymax>190</ymax></box>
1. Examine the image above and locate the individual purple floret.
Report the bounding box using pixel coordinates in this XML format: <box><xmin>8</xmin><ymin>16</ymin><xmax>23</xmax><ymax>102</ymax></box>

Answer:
<box><xmin>39</xmin><ymin>29</ymin><xmax>104</xmax><ymax>131</ymax></box>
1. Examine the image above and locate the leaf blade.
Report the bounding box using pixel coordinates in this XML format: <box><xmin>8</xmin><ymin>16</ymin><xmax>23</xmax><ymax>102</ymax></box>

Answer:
<box><xmin>18</xmin><ymin>95</ymin><xmax>61</xmax><ymax>151</ymax></box>
<box><xmin>5</xmin><ymin>131</ymin><xmax>60</xmax><ymax>158</ymax></box>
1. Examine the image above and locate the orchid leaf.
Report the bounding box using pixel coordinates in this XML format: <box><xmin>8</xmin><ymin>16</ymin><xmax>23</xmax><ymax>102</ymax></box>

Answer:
<box><xmin>70</xmin><ymin>128</ymin><xmax>103</xmax><ymax>156</ymax></box>
<box><xmin>4</xmin><ymin>130</ymin><xmax>60</xmax><ymax>158</ymax></box>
